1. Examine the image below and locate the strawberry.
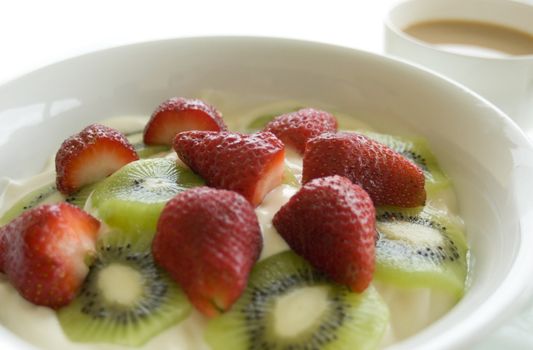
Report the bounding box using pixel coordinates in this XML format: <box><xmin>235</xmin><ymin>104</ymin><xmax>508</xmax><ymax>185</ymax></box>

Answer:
<box><xmin>152</xmin><ymin>187</ymin><xmax>262</xmax><ymax>317</ymax></box>
<box><xmin>55</xmin><ymin>124</ymin><xmax>139</xmax><ymax>195</ymax></box>
<box><xmin>302</xmin><ymin>132</ymin><xmax>426</xmax><ymax>207</ymax></box>
<box><xmin>0</xmin><ymin>203</ymin><xmax>100</xmax><ymax>308</ymax></box>
<box><xmin>174</xmin><ymin>131</ymin><xmax>285</xmax><ymax>206</ymax></box>
<box><xmin>273</xmin><ymin>175</ymin><xmax>375</xmax><ymax>292</ymax></box>
<box><xmin>143</xmin><ymin>97</ymin><xmax>227</xmax><ymax>145</ymax></box>
<box><xmin>263</xmin><ymin>108</ymin><xmax>337</xmax><ymax>154</ymax></box>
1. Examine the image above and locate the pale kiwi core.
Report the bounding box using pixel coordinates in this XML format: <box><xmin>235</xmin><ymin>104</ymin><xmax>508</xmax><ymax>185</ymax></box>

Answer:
<box><xmin>378</xmin><ymin>222</ymin><xmax>443</xmax><ymax>246</ymax></box>
<box><xmin>97</xmin><ymin>264</ymin><xmax>144</xmax><ymax>306</ymax></box>
<box><xmin>273</xmin><ymin>286</ymin><xmax>330</xmax><ymax>338</ymax></box>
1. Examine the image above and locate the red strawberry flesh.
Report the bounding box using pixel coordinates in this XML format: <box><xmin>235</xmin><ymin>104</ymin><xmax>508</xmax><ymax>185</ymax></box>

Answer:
<box><xmin>143</xmin><ymin>97</ymin><xmax>227</xmax><ymax>145</ymax></box>
<box><xmin>0</xmin><ymin>203</ymin><xmax>100</xmax><ymax>308</ymax></box>
<box><xmin>173</xmin><ymin>131</ymin><xmax>285</xmax><ymax>206</ymax></box>
<box><xmin>152</xmin><ymin>187</ymin><xmax>262</xmax><ymax>317</ymax></box>
<box><xmin>303</xmin><ymin>132</ymin><xmax>426</xmax><ymax>207</ymax></box>
<box><xmin>273</xmin><ymin>175</ymin><xmax>375</xmax><ymax>292</ymax></box>
<box><xmin>55</xmin><ymin>124</ymin><xmax>139</xmax><ymax>195</ymax></box>
<box><xmin>263</xmin><ymin>108</ymin><xmax>337</xmax><ymax>154</ymax></box>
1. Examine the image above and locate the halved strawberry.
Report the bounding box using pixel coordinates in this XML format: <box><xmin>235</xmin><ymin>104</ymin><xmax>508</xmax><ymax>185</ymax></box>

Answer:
<box><xmin>263</xmin><ymin>108</ymin><xmax>337</xmax><ymax>154</ymax></box>
<box><xmin>303</xmin><ymin>132</ymin><xmax>426</xmax><ymax>207</ymax></box>
<box><xmin>143</xmin><ymin>97</ymin><xmax>227</xmax><ymax>146</ymax></box>
<box><xmin>0</xmin><ymin>203</ymin><xmax>100</xmax><ymax>308</ymax></box>
<box><xmin>174</xmin><ymin>131</ymin><xmax>285</xmax><ymax>206</ymax></box>
<box><xmin>273</xmin><ymin>175</ymin><xmax>375</xmax><ymax>292</ymax></box>
<box><xmin>55</xmin><ymin>124</ymin><xmax>139</xmax><ymax>195</ymax></box>
<box><xmin>152</xmin><ymin>187</ymin><xmax>262</xmax><ymax>317</ymax></box>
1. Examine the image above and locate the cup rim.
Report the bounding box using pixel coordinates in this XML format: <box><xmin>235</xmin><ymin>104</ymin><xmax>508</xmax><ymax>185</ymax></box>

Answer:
<box><xmin>384</xmin><ymin>0</ymin><xmax>533</xmax><ymax>61</ymax></box>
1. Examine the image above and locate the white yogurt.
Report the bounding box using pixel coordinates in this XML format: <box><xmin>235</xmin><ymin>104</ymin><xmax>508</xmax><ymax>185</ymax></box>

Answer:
<box><xmin>0</xmin><ymin>108</ymin><xmax>462</xmax><ymax>350</ymax></box>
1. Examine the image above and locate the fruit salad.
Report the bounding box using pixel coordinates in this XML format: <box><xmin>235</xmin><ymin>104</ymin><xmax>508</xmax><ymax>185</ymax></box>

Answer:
<box><xmin>0</xmin><ymin>97</ymin><xmax>469</xmax><ymax>350</ymax></box>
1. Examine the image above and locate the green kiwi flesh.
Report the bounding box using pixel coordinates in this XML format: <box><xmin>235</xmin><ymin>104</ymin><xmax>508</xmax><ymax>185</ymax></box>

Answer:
<box><xmin>89</xmin><ymin>158</ymin><xmax>203</xmax><ymax>239</ymax></box>
<box><xmin>244</xmin><ymin>107</ymin><xmax>302</xmax><ymax>133</ymax></box>
<box><xmin>205</xmin><ymin>251</ymin><xmax>389</xmax><ymax>350</ymax></box>
<box><xmin>65</xmin><ymin>183</ymin><xmax>98</xmax><ymax>209</ymax></box>
<box><xmin>245</xmin><ymin>114</ymin><xmax>278</xmax><ymax>133</ymax></box>
<box><xmin>374</xmin><ymin>206</ymin><xmax>468</xmax><ymax>296</ymax></box>
<box><xmin>0</xmin><ymin>183</ymin><xmax>94</xmax><ymax>226</ymax></box>
<box><xmin>126</xmin><ymin>131</ymin><xmax>170</xmax><ymax>158</ymax></box>
<box><xmin>359</xmin><ymin>131</ymin><xmax>451</xmax><ymax>193</ymax></box>
<box><xmin>58</xmin><ymin>232</ymin><xmax>191</xmax><ymax>346</ymax></box>
<box><xmin>282</xmin><ymin>167</ymin><xmax>300</xmax><ymax>187</ymax></box>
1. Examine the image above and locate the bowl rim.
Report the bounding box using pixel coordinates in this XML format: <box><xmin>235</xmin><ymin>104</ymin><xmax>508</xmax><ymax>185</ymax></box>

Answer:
<box><xmin>0</xmin><ymin>35</ymin><xmax>533</xmax><ymax>350</ymax></box>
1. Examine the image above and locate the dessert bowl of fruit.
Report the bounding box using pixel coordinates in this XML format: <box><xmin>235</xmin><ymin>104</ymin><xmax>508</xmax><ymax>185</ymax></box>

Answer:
<box><xmin>0</xmin><ymin>37</ymin><xmax>532</xmax><ymax>350</ymax></box>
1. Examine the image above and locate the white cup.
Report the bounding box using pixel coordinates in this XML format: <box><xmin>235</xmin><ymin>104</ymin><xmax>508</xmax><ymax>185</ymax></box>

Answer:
<box><xmin>384</xmin><ymin>0</ymin><xmax>533</xmax><ymax>134</ymax></box>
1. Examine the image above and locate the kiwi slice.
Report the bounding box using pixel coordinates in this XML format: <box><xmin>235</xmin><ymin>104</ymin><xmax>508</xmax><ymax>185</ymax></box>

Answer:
<box><xmin>126</xmin><ymin>131</ymin><xmax>169</xmax><ymax>158</ymax></box>
<box><xmin>0</xmin><ymin>184</ymin><xmax>59</xmax><ymax>225</ymax></box>
<box><xmin>89</xmin><ymin>158</ymin><xmax>204</xmax><ymax>238</ymax></box>
<box><xmin>374</xmin><ymin>206</ymin><xmax>468</xmax><ymax>296</ymax></box>
<box><xmin>65</xmin><ymin>183</ymin><xmax>98</xmax><ymax>208</ymax></box>
<box><xmin>58</xmin><ymin>232</ymin><xmax>191</xmax><ymax>346</ymax></box>
<box><xmin>244</xmin><ymin>107</ymin><xmax>302</xmax><ymax>133</ymax></box>
<box><xmin>245</xmin><ymin>114</ymin><xmax>278</xmax><ymax>133</ymax></box>
<box><xmin>282</xmin><ymin>167</ymin><xmax>300</xmax><ymax>187</ymax></box>
<box><xmin>359</xmin><ymin>131</ymin><xmax>450</xmax><ymax>193</ymax></box>
<box><xmin>0</xmin><ymin>183</ymin><xmax>94</xmax><ymax>226</ymax></box>
<box><xmin>205</xmin><ymin>251</ymin><xmax>389</xmax><ymax>350</ymax></box>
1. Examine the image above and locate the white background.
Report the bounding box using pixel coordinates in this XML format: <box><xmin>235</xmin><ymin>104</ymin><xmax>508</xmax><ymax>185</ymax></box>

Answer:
<box><xmin>0</xmin><ymin>0</ymin><xmax>398</xmax><ymax>84</ymax></box>
<box><xmin>1</xmin><ymin>0</ymin><xmax>533</xmax><ymax>349</ymax></box>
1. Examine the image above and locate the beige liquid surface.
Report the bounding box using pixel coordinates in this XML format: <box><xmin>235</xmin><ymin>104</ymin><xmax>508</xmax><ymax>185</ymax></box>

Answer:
<box><xmin>404</xmin><ymin>19</ymin><xmax>533</xmax><ymax>58</ymax></box>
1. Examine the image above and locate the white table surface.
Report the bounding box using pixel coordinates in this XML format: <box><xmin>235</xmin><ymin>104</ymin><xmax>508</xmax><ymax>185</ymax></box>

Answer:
<box><xmin>1</xmin><ymin>0</ymin><xmax>532</xmax><ymax>349</ymax></box>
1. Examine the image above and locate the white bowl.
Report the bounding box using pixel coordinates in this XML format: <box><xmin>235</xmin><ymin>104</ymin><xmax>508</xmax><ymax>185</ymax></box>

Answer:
<box><xmin>0</xmin><ymin>37</ymin><xmax>533</xmax><ymax>350</ymax></box>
